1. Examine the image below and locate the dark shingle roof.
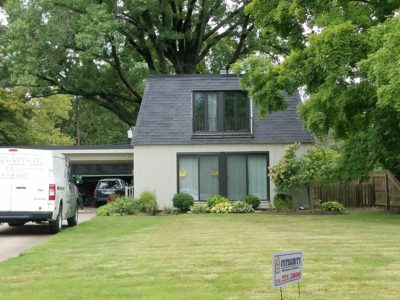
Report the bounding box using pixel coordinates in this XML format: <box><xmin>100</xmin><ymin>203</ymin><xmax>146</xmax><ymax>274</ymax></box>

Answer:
<box><xmin>133</xmin><ymin>75</ymin><xmax>314</xmax><ymax>145</ymax></box>
<box><xmin>0</xmin><ymin>144</ymin><xmax>133</xmax><ymax>150</ymax></box>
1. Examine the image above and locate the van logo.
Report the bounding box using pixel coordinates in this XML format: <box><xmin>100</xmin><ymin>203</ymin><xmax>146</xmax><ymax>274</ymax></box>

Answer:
<box><xmin>57</xmin><ymin>186</ymin><xmax>65</xmax><ymax>191</ymax></box>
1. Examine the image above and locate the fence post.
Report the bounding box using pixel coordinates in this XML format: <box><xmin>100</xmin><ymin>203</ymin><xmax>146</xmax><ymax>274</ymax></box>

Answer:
<box><xmin>385</xmin><ymin>173</ymin><xmax>390</xmax><ymax>211</ymax></box>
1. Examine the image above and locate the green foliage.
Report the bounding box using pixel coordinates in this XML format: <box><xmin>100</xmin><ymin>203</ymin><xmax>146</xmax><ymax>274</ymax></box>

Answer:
<box><xmin>269</xmin><ymin>143</ymin><xmax>302</xmax><ymax>193</ymax></box>
<box><xmin>3</xmin><ymin>1</ymin><xmax>256</xmax><ymax>124</ymax></box>
<box><xmin>0</xmin><ymin>88</ymin><xmax>31</xmax><ymax>144</ymax></box>
<box><xmin>172</xmin><ymin>193</ymin><xmax>194</xmax><ymax>213</ymax></box>
<box><xmin>0</xmin><ymin>88</ymin><xmax>74</xmax><ymax>145</ymax></box>
<box><xmin>233</xmin><ymin>56</ymin><xmax>287</xmax><ymax>116</ymax></box>
<box><xmin>210</xmin><ymin>202</ymin><xmax>233</xmax><ymax>214</ymax></box>
<box><xmin>137</xmin><ymin>191</ymin><xmax>158</xmax><ymax>214</ymax></box>
<box><xmin>243</xmin><ymin>195</ymin><xmax>261</xmax><ymax>210</ymax></box>
<box><xmin>298</xmin><ymin>146</ymin><xmax>341</xmax><ymax>185</ymax></box>
<box><xmin>26</xmin><ymin>95</ymin><xmax>74</xmax><ymax>145</ymax></box>
<box><xmin>231</xmin><ymin>201</ymin><xmax>254</xmax><ymax>213</ymax></box>
<box><xmin>96</xmin><ymin>197</ymin><xmax>139</xmax><ymax>216</ymax></box>
<box><xmin>270</xmin><ymin>143</ymin><xmax>340</xmax><ymax>193</ymax></box>
<box><xmin>207</xmin><ymin>195</ymin><xmax>229</xmax><ymax>208</ymax></box>
<box><xmin>238</xmin><ymin>0</ymin><xmax>400</xmax><ymax>180</ymax></box>
<box><xmin>96</xmin><ymin>193</ymin><xmax>158</xmax><ymax>216</ymax></box>
<box><xmin>273</xmin><ymin>194</ymin><xmax>293</xmax><ymax>211</ymax></box>
<box><xmin>320</xmin><ymin>201</ymin><xmax>346</xmax><ymax>213</ymax></box>
<box><xmin>62</xmin><ymin>98</ymin><xmax>130</xmax><ymax>145</ymax></box>
<box><xmin>191</xmin><ymin>204</ymin><xmax>210</xmax><ymax>214</ymax></box>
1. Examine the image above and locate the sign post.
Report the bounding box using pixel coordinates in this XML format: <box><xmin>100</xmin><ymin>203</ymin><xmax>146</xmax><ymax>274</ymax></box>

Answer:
<box><xmin>272</xmin><ymin>251</ymin><xmax>303</xmax><ymax>299</ymax></box>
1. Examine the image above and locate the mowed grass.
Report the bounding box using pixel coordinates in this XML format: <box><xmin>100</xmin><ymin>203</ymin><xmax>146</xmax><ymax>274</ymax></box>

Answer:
<box><xmin>1</xmin><ymin>212</ymin><xmax>400</xmax><ymax>299</ymax></box>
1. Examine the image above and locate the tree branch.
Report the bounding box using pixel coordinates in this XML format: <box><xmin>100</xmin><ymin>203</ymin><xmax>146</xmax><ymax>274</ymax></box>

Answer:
<box><xmin>226</xmin><ymin>17</ymin><xmax>253</xmax><ymax>68</ymax></box>
<box><xmin>122</xmin><ymin>30</ymin><xmax>156</xmax><ymax>71</ymax></box>
<box><xmin>203</xmin><ymin>5</ymin><xmax>244</xmax><ymax>41</ymax></box>
<box><xmin>182</xmin><ymin>0</ymin><xmax>197</xmax><ymax>32</ymax></box>
<box><xmin>192</xmin><ymin>0</ymin><xmax>210</xmax><ymax>59</ymax></box>
<box><xmin>198</xmin><ymin>15</ymin><xmax>246</xmax><ymax>63</ymax></box>
<box><xmin>107</xmin><ymin>35</ymin><xmax>143</xmax><ymax>100</ymax></box>
<box><xmin>52</xmin><ymin>1</ymin><xmax>85</xmax><ymax>14</ymax></box>
<box><xmin>141</xmin><ymin>9</ymin><xmax>168</xmax><ymax>73</ymax></box>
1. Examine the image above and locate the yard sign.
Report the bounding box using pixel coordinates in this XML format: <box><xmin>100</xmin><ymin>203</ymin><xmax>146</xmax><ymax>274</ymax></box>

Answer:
<box><xmin>272</xmin><ymin>251</ymin><xmax>303</xmax><ymax>288</ymax></box>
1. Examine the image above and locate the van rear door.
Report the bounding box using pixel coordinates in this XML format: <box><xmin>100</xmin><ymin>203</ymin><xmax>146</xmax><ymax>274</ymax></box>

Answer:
<box><xmin>9</xmin><ymin>151</ymin><xmax>49</xmax><ymax>212</ymax></box>
<box><xmin>0</xmin><ymin>151</ymin><xmax>13</xmax><ymax>211</ymax></box>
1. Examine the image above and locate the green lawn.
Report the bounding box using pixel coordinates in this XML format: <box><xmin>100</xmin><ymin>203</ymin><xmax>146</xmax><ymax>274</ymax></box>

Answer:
<box><xmin>1</xmin><ymin>212</ymin><xmax>400</xmax><ymax>299</ymax></box>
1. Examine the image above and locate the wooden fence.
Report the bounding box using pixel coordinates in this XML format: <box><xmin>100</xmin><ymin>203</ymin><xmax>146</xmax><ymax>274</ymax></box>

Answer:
<box><xmin>312</xmin><ymin>183</ymin><xmax>375</xmax><ymax>208</ymax></box>
<box><xmin>371</xmin><ymin>170</ymin><xmax>400</xmax><ymax>209</ymax></box>
<box><xmin>312</xmin><ymin>170</ymin><xmax>400</xmax><ymax>209</ymax></box>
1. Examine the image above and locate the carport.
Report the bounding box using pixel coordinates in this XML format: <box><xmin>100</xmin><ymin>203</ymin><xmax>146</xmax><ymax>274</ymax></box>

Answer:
<box><xmin>56</xmin><ymin>145</ymin><xmax>134</xmax><ymax>206</ymax></box>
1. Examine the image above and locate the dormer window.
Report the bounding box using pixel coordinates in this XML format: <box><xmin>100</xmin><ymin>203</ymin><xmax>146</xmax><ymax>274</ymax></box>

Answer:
<box><xmin>193</xmin><ymin>91</ymin><xmax>250</xmax><ymax>133</ymax></box>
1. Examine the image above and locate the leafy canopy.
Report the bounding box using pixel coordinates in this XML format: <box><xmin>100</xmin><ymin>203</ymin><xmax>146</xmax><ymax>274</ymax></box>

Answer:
<box><xmin>0</xmin><ymin>88</ymin><xmax>74</xmax><ymax>145</ymax></box>
<box><xmin>2</xmin><ymin>0</ymin><xmax>257</xmax><ymax>124</ymax></box>
<box><xmin>61</xmin><ymin>98</ymin><xmax>130</xmax><ymax>145</ymax></box>
<box><xmin>236</xmin><ymin>0</ymin><xmax>400</xmax><ymax>179</ymax></box>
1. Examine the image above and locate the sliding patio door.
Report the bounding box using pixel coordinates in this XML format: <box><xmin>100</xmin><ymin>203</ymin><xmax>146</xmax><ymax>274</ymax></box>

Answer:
<box><xmin>178</xmin><ymin>152</ymin><xmax>269</xmax><ymax>201</ymax></box>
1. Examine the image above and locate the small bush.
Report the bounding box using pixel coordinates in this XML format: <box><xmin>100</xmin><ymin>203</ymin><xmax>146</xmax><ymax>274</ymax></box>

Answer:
<box><xmin>273</xmin><ymin>194</ymin><xmax>293</xmax><ymax>211</ymax></box>
<box><xmin>96</xmin><ymin>204</ymin><xmax>112</xmax><ymax>216</ymax></box>
<box><xmin>320</xmin><ymin>201</ymin><xmax>345</xmax><ymax>212</ymax></box>
<box><xmin>243</xmin><ymin>194</ymin><xmax>260</xmax><ymax>209</ymax></box>
<box><xmin>96</xmin><ymin>197</ymin><xmax>139</xmax><ymax>216</ymax></box>
<box><xmin>210</xmin><ymin>202</ymin><xmax>232</xmax><ymax>213</ymax></box>
<box><xmin>137</xmin><ymin>191</ymin><xmax>158</xmax><ymax>214</ymax></box>
<box><xmin>231</xmin><ymin>201</ymin><xmax>254</xmax><ymax>213</ymax></box>
<box><xmin>172</xmin><ymin>193</ymin><xmax>194</xmax><ymax>212</ymax></box>
<box><xmin>207</xmin><ymin>195</ymin><xmax>229</xmax><ymax>208</ymax></box>
<box><xmin>191</xmin><ymin>204</ymin><xmax>210</xmax><ymax>214</ymax></box>
<box><xmin>121</xmin><ymin>198</ymin><xmax>141</xmax><ymax>214</ymax></box>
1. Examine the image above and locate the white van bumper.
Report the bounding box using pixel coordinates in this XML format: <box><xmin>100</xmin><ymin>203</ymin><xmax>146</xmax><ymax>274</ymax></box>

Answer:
<box><xmin>0</xmin><ymin>211</ymin><xmax>53</xmax><ymax>223</ymax></box>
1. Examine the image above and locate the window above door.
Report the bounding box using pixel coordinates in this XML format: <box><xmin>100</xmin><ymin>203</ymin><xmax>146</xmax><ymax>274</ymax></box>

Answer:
<box><xmin>192</xmin><ymin>91</ymin><xmax>251</xmax><ymax>134</ymax></box>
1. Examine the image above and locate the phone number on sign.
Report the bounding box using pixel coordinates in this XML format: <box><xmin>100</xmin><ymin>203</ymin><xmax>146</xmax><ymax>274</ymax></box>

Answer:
<box><xmin>282</xmin><ymin>272</ymin><xmax>301</xmax><ymax>282</ymax></box>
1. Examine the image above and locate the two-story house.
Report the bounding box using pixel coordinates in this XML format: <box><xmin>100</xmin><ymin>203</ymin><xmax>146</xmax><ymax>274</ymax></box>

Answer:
<box><xmin>132</xmin><ymin>75</ymin><xmax>313</xmax><ymax>208</ymax></box>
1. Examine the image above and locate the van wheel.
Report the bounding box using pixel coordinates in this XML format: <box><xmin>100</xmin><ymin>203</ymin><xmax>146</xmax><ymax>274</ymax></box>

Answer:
<box><xmin>49</xmin><ymin>208</ymin><xmax>62</xmax><ymax>234</ymax></box>
<box><xmin>67</xmin><ymin>207</ymin><xmax>78</xmax><ymax>227</ymax></box>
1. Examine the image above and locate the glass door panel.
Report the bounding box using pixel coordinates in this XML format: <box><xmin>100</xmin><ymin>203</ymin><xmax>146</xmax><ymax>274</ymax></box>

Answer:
<box><xmin>179</xmin><ymin>157</ymin><xmax>199</xmax><ymax>201</ymax></box>
<box><xmin>227</xmin><ymin>155</ymin><xmax>247</xmax><ymax>200</ymax></box>
<box><xmin>248</xmin><ymin>155</ymin><xmax>267</xmax><ymax>200</ymax></box>
<box><xmin>199</xmin><ymin>156</ymin><xmax>219</xmax><ymax>200</ymax></box>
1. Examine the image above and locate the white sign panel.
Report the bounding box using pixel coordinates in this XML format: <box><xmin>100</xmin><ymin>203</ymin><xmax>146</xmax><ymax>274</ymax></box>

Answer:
<box><xmin>272</xmin><ymin>251</ymin><xmax>303</xmax><ymax>288</ymax></box>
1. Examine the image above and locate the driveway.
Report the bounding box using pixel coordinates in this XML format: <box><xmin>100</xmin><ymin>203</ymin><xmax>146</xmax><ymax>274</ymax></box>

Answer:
<box><xmin>0</xmin><ymin>208</ymin><xmax>96</xmax><ymax>262</ymax></box>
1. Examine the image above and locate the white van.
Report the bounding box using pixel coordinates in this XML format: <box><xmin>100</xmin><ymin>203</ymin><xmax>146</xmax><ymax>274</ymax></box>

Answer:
<box><xmin>0</xmin><ymin>148</ymin><xmax>79</xmax><ymax>234</ymax></box>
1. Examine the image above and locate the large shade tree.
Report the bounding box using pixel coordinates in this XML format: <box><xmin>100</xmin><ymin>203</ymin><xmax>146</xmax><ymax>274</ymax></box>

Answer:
<box><xmin>0</xmin><ymin>87</ymin><xmax>74</xmax><ymax>145</ymax></box>
<box><xmin>235</xmin><ymin>0</ymin><xmax>400</xmax><ymax>179</ymax></box>
<box><xmin>1</xmin><ymin>0</ymin><xmax>258</xmax><ymax>125</ymax></box>
<box><xmin>61</xmin><ymin>97</ymin><xmax>130</xmax><ymax>145</ymax></box>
